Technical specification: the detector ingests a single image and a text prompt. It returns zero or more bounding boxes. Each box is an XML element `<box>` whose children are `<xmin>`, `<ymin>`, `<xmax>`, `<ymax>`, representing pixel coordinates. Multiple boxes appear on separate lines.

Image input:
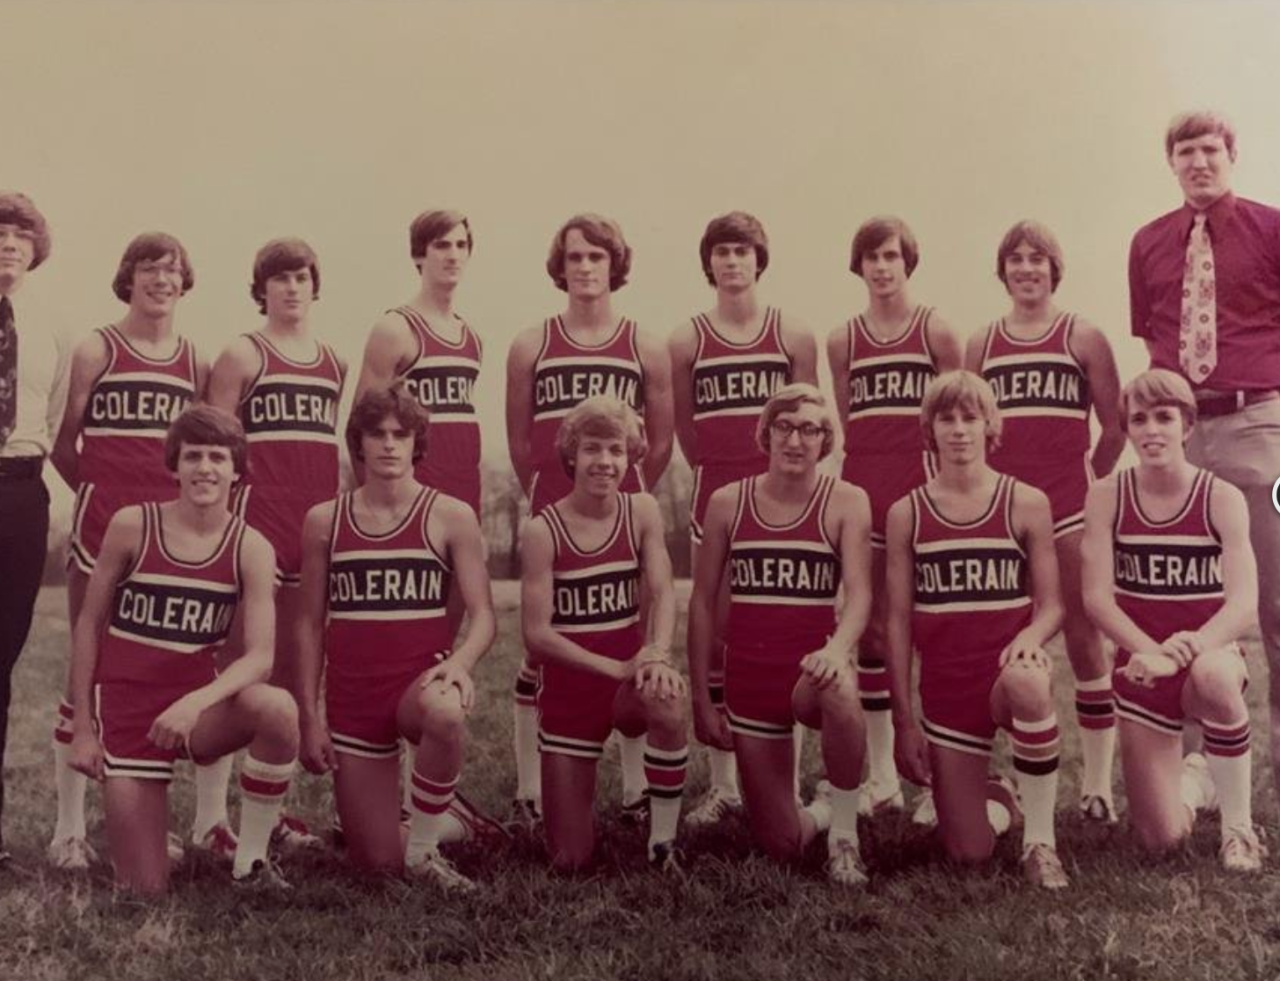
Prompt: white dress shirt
<box><xmin>0</xmin><ymin>296</ymin><xmax>70</xmax><ymax>459</ymax></box>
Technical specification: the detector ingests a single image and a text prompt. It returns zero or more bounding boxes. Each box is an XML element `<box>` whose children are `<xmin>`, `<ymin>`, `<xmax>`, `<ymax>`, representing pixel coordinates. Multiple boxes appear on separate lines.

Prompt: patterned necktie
<box><xmin>0</xmin><ymin>296</ymin><xmax>15</xmax><ymax>448</ymax></box>
<box><xmin>1179</xmin><ymin>213</ymin><xmax>1217</xmax><ymax>382</ymax></box>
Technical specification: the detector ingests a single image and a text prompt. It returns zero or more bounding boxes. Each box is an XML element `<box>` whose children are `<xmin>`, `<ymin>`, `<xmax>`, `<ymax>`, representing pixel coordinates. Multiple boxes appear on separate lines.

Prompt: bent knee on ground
<box><xmin>1134</xmin><ymin>815</ymin><xmax>1191</xmax><ymax>854</ymax></box>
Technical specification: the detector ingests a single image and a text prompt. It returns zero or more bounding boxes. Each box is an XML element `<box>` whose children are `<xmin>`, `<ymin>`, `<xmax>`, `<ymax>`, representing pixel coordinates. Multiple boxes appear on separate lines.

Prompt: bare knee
<box><xmin>1001</xmin><ymin>666</ymin><xmax>1053</xmax><ymax>718</ymax></box>
<box><xmin>241</xmin><ymin>684</ymin><xmax>299</xmax><ymax>746</ymax></box>
<box><xmin>817</xmin><ymin>678</ymin><xmax>861</xmax><ymax>726</ymax></box>
<box><xmin>1189</xmin><ymin>657</ymin><xmax>1246</xmax><ymax>718</ymax></box>
<box><xmin>642</xmin><ymin>689</ymin><xmax>689</xmax><ymax>737</ymax></box>
<box><xmin>418</xmin><ymin>685</ymin><xmax>465</xmax><ymax>744</ymax></box>
<box><xmin>942</xmin><ymin>832</ymin><xmax>996</xmax><ymax>865</ymax></box>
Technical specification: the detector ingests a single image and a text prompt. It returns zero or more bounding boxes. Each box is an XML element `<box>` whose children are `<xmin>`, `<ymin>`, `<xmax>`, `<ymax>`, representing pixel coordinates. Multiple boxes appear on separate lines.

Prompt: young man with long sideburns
<box><xmin>506</xmin><ymin>214</ymin><xmax>673</xmax><ymax>828</ymax></box>
<box><xmin>669</xmin><ymin>211</ymin><xmax>818</xmax><ymax>828</ymax></box>
<box><xmin>205</xmin><ymin>237</ymin><xmax>344</xmax><ymax>856</ymax></box>
<box><xmin>295</xmin><ymin>385</ymin><xmax>497</xmax><ymax>888</ymax></box>
<box><xmin>689</xmin><ymin>383</ymin><xmax>873</xmax><ymax>886</ymax></box>
<box><xmin>520</xmin><ymin>396</ymin><xmax>688</xmax><ymax>872</ymax></box>
<box><xmin>66</xmin><ymin>406</ymin><xmax>298</xmax><ymax>894</ymax></box>
<box><xmin>885</xmin><ymin>371</ymin><xmax>1069</xmax><ymax>889</ymax></box>
<box><xmin>1081</xmin><ymin>369</ymin><xmax>1264</xmax><ymax>871</ymax></box>
<box><xmin>828</xmin><ymin>216</ymin><xmax>961</xmax><ymax>821</ymax></box>
<box><xmin>967</xmin><ymin>221</ymin><xmax>1125</xmax><ymax>822</ymax></box>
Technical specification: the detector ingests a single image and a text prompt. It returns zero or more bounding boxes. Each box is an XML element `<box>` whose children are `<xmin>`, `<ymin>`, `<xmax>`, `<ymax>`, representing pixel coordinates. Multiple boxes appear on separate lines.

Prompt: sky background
<box><xmin>10</xmin><ymin>0</ymin><xmax>1280</xmax><ymax>517</ymax></box>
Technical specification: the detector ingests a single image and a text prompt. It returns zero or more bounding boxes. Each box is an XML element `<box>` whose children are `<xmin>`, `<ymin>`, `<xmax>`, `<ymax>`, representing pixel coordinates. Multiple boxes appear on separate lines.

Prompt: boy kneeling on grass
<box><xmin>67</xmin><ymin>405</ymin><xmax>298</xmax><ymax>894</ymax></box>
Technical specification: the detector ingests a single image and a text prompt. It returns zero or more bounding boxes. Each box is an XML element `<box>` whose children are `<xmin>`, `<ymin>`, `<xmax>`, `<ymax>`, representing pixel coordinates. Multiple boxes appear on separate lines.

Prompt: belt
<box><xmin>0</xmin><ymin>455</ymin><xmax>44</xmax><ymax>480</ymax></box>
<box><xmin>1194</xmin><ymin>389</ymin><xmax>1280</xmax><ymax>419</ymax></box>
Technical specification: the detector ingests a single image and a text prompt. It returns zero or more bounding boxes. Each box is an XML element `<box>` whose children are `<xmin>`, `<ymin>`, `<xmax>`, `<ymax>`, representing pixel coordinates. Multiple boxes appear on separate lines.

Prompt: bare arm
<box><xmin>884</xmin><ymin>495</ymin><xmax>930</xmax><ymax>785</ymax></box>
<box><xmin>1190</xmin><ymin>480</ymin><xmax>1258</xmax><ymax>651</ymax></box>
<box><xmin>294</xmin><ymin>501</ymin><xmax>337</xmax><ymax>773</ymax></box>
<box><xmin>961</xmin><ymin>331</ymin><xmax>986</xmax><ymax>374</ymax></box>
<box><xmin>667</xmin><ymin>321</ymin><xmax>700</xmax><ymax>467</ymax></box>
<box><xmin>204</xmin><ymin>335</ymin><xmax>260</xmax><ymax>415</ymax></box>
<box><xmin>67</xmin><ymin>505</ymin><xmax>144</xmax><ymax>778</ymax></box>
<box><xmin>781</xmin><ymin>315</ymin><xmax>818</xmax><ymax>386</ymax></box>
<box><xmin>50</xmin><ymin>331</ymin><xmax>109</xmax><ymax>489</ymax></box>
<box><xmin>1072</xmin><ymin>320</ymin><xmax>1125</xmax><ymax>479</ymax></box>
<box><xmin>1080</xmin><ymin>478</ymin><xmax>1161</xmax><ymax>655</ymax></box>
<box><xmin>637</xmin><ymin>328</ymin><xmax>674</xmax><ymax>487</ymax></box>
<box><xmin>432</xmin><ymin>497</ymin><xmax>496</xmax><ymax>673</ymax></box>
<box><xmin>192</xmin><ymin>352</ymin><xmax>211</xmax><ymax>401</ymax></box>
<box><xmin>294</xmin><ymin>501</ymin><xmax>335</xmax><ymax>727</ymax></box>
<box><xmin>824</xmin><ymin>483</ymin><xmax>873</xmax><ymax>658</ymax></box>
<box><xmin>924</xmin><ymin>313</ymin><xmax>963</xmax><ymax>373</ymax></box>
<box><xmin>634</xmin><ymin>493</ymin><xmax>676</xmax><ymax>654</ymax></box>
<box><xmin>826</xmin><ymin>324</ymin><xmax>851</xmax><ymax>444</ymax></box>
<box><xmin>686</xmin><ymin>485</ymin><xmax>735</xmax><ymax>750</ymax></box>
<box><xmin>519</xmin><ymin>516</ymin><xmax>631</xmax><ymax>681</ymax></box>
<box><xmin>1005</xmin><ymin>483</ymin><xmax>1065</xmax><ymax>657</ymax></box>
<box><xmin>505</xmin><ymin>326</ymin><xmax>541</xmax><ymax>495</ymax></box>
<box><xmin>351</xmin><ymin>315</ymin><xmax>416</xmax><ymax>484</ymax></box>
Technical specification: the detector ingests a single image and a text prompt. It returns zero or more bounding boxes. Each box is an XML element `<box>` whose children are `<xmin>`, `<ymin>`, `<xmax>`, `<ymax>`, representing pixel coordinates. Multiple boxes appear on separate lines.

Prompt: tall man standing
<box><xmin>1129</xmin><ymin>110</ymin><xmax>1280</xmax><ymax>797</ymax></box>
<box><xmin>0</xmin><ymin>192</ymin><xmax>63</xmax><ymax>863</ymax></box>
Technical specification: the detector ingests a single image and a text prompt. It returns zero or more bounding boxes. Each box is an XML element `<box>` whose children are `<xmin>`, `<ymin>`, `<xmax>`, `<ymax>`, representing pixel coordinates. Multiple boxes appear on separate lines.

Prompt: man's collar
<box><xmin>1181</xmin><ymin>191</ymin><xmax>1237</xmax><ymax>234</ymax></box>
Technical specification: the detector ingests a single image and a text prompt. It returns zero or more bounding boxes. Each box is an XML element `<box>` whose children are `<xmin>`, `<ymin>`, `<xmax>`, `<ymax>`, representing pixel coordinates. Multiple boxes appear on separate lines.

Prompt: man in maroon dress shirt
<box><xmin>1129</xmin><ymin>109</ymin><xmax>1280</xmax><ymax>799</ymax></box>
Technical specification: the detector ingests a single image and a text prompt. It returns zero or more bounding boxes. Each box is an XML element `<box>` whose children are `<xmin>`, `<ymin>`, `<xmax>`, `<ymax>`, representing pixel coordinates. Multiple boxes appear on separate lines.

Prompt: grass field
<box><xmin>4</xmin><ymin>585</ymin><xmax>1280</xmax><ymax>981</ymax></box>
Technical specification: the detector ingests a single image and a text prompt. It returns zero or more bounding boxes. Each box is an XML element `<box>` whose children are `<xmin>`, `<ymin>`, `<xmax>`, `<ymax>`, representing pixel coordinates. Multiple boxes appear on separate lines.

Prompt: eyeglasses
<box><xmin>135</xmin><ymin>260</ymin><xmax>185</xmax><ymax>280</ymax></box>
<box><xmin>769</xmin><ymin>420</ymin><xmax>828</xmax><ymax>442</ymax></box>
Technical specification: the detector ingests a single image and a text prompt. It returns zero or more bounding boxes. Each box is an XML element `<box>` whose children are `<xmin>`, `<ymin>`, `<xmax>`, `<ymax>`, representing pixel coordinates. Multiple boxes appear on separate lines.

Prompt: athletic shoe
<box><xmin>47</xmin><ymin>835</ymin><xmax>97</xmax><ymax>871</ymax></box>
<box><xmin>619</xmin><ymin>794</ymin><xmax>650</xmax><ymax>828</ymax></box>
<box><xmin>1078</xmin><ymin>794</ymin><xmax>1117</xmax><ymax>824</ymax></box>
<box><xmin>508</xmin><ymin>797</ymin><xmax>543</xmax><ymax>834</ymax></box>
<box><xmin>1220</xmin><ymin>826</ymin><xmax>1267</xmax><ymax>873</ymax></box>
<box><xmin>191</xmin><ymin>822</ymin><xmax>238</xmax><ymax>862</ymax></box>
<box><xmin>448</xmin><ymin>792</ymin><xmax>511</xmax><ymax>844</ymax></box>
<box><xmin>986</xmin><ymin>775</ymin><xmax>1023</xmax><ymax>835</ymax></box>
<box><xmin>1021</xmin><ymin>842</ymin><xmax>1070</xmax><ymax>890</ymax></box>
<box><xmin>271</xmin><ymin>814</ymin><xmax>323</xmax><ymax>853</ymax></box>
<box><xmin>232</xmin><ymin>857</ymin><xmax>292</xmax><ymax>892</ymax></box>
<box><xmin>826</xmin><ymin>836</ymin><xmax>869</xmax><ymax>888</ymax></box>
<box><xmin>911</xmin><ymin>789</ymin><xmax>938</xmax><ymax>827</ymax></box>
<box><xmin>649</xmin><ymin>840</ymin><xmax>686</xmax><ymax>876</ymax></box>
<box><xmin>684</xmin><ymin>786</ymin><xmax>743</xmax><ymax>828</ymax></box>
<box><xmin>855</xmin><ymin>781</ymin><xmax>904</xmax><ymax>818</ymax></box>
<box><xmin>1182</xmin><ymin>753</ymin><xmax>1219</xmax><ymax>813</ymax></box>
<box><xmin>407</xmin><ymin>849</ymin><xmax>475</xmax><ymax>892</ymax></box>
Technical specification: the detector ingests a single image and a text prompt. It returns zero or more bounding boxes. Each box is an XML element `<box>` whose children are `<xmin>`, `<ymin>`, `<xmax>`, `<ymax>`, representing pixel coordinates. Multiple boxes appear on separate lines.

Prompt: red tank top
<box><xmin>1113</xmin><ymin>467</ymin><xmax>1223</xmax><ymax>649</ymax></box>
<box><xmin>979</xmin><ymin>313</ymin><xmax>1091</xmax><ymax>462</ymax></box>
<box><xmin>326</xmin><ymin>486</ymin><xmax>453</xmax><ymax>665</ymax></box>
<box><xmin>538</xmin><ymin>493</ymin><xmax>642</xmax><ymax>661</ymax></box>
<box><xmin>530</xmin><ymin>316</ymin><xmax>645</xmax><ymax>476</ymax></box>
<box><xmin>726</xmin><ymin>474</ymin><xmax>840</xmax><ymax>652</ymax></box>
<box><xmin>239</xmin><ymin>333</ymin><xmax>342</xmax><ymax>494</ymax></box>
<box><xmin>97</xmin><ymin>501</ymin><xmax>244</xmax><ymax>686</ymax></box>
<box><xmin>392</xmin><ymin>306</ymin><xmax>483</xmax><ymax>484</ymax></box>
<box><xmin>843</xmin><ymin>305</ymin><xmax>938</xmax><ymax>458</ymax></box>
<box><xmin>910</xmin><ymin>474</ymin><xmax>1032</xmax><ymax>660</ymax></box>
<box><xmin>690</xmin><ymin>307</ymin><xmax>791</xmax><ymax>467</ymax></box>
<box><xmin>79</xmin><ymin>326</ymin><xmax>199</xmax><ymax>488</ymax></box>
